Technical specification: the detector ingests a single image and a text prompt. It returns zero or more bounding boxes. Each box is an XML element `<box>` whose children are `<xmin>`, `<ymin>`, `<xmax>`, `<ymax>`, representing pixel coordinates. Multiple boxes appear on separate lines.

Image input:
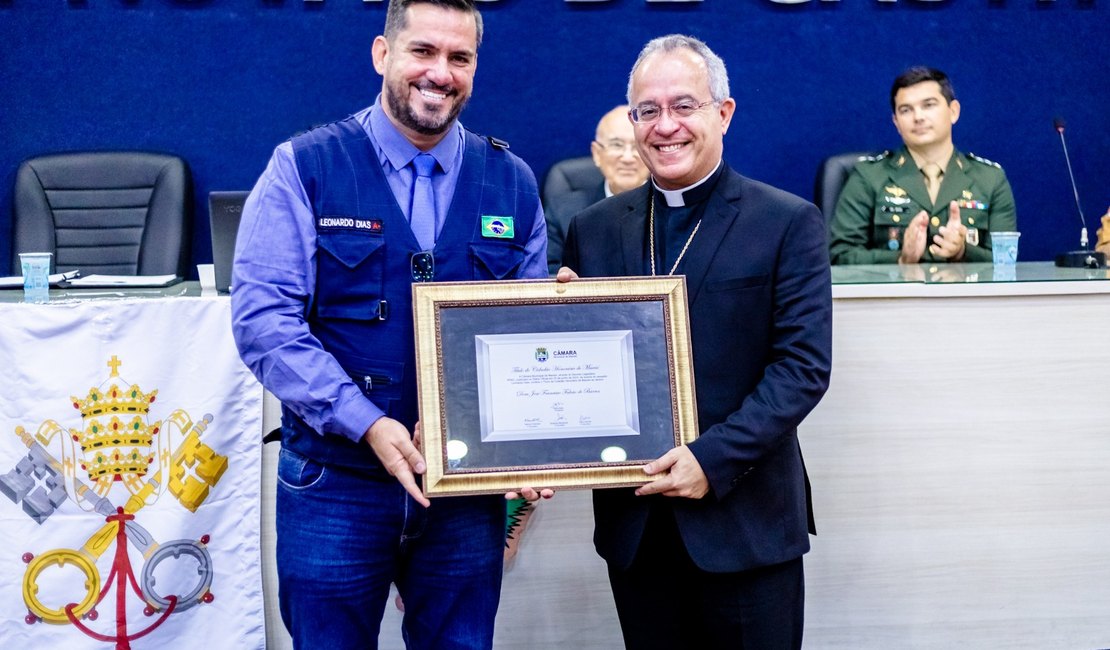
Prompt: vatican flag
<box><xmin>0</xmin><ymin>296</ymin><xmax>265</xmax><ymax>650</ymax></box>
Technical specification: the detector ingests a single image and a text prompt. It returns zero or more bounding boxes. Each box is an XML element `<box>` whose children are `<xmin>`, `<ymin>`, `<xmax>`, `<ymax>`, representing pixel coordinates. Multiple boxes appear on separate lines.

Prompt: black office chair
<box><xmin>813</xmin><ymin>151</ymin><xmax>877</xmax><ymax>223</ymax></box>
<box><xmin>542</xmin><ymin>156</ymin><xmax>604</xmax><ymax>209</ymax></box>
<box><xmin>11</xmin><ymin>151</ymin><xmax>193</xmax><ymax>276</ymax></box>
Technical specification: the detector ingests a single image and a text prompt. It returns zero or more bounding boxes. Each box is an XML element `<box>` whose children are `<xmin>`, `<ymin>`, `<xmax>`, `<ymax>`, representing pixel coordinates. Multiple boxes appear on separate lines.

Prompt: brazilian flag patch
<box><xmin>481</xmin><ymin>216</ymin><xmax>515</xmax><ymax>239</ymax></box>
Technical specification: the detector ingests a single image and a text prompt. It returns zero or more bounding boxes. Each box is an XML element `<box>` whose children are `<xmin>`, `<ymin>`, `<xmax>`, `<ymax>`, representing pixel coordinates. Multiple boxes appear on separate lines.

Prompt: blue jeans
<box><xmin>275</xmin><ymin>448</ymin><xmax>505</xmax><ymax>649</ymax></box>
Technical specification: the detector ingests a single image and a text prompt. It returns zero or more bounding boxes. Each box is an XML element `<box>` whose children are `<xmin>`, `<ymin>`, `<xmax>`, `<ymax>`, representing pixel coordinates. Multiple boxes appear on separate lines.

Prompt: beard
<box><xmin>384</xmin><ymin>79</ymin><xmax>469</xmax><ymax>137</ymax></box>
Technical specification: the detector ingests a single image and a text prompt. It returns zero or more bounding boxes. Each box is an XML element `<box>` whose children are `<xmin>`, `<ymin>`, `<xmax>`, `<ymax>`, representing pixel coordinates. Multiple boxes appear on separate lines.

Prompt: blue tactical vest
<box><xmin>284</xmin><ymin>116</ymin><xmax>541</xmax><ymax>475</ymax></box>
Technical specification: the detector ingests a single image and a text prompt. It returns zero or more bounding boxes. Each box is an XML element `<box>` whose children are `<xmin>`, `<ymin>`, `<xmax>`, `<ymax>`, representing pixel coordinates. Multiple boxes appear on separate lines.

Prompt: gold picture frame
<box><xmin>413</xmin><ymin>276</ymin><xmax>698</xmax><ymax>497</ymax></box>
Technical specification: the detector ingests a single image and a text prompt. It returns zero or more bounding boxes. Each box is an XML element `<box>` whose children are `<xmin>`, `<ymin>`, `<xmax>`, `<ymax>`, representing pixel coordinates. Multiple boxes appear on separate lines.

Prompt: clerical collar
<box><xmin>651</xmin><ymin>160</ymin><xmax>724</xmax><ymax>207</ymax></box>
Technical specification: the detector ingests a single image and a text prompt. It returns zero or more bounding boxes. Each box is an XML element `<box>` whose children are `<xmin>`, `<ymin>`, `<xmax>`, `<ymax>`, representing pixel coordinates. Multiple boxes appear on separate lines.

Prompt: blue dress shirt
<box><xmin>232</xmin><ymin>99</ymin><xmax>548</xmax><ymax>443</ymax></box>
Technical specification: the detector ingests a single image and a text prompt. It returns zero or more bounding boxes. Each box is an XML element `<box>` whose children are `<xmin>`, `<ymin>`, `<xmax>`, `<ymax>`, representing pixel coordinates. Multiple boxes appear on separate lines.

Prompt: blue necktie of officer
<box><xmin>410</xmin><ymin>153</ymin><xmax>437</xmax><ymax>251</ymax></box>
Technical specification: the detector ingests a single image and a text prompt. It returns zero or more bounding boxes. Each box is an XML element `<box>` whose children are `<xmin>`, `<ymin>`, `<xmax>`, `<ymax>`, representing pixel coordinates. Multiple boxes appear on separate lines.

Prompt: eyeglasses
<box><xmin>411</xmin><ymin>251</ymin><xmax>434</xmax><ymax>282</ymax></box>
<box><xmin>595</xmin><ymin>140</ymin><xmax>640</xmax><ymax>157</ymax></box>
<box><xmin>629</xmin><ymin>100</ymin><xmax>717</xmax><ymax>124</ymax></box>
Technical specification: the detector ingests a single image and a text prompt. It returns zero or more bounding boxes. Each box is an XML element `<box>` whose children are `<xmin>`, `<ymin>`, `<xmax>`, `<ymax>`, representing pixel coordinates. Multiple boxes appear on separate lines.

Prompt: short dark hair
<box><xmin>384</xmin><ymin>0</ymin><xmax>483</xmax><ymax>47</ymax></box>
<box><xmin>890</xmin><ymin>67</ymin><xmax>955</xmax><ymax>111</ymax></box>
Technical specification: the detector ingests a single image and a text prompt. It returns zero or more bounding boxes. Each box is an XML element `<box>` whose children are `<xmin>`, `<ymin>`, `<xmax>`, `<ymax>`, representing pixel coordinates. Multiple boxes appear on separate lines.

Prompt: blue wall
<box><xmin>2</xmin><ymin>0</ymin><xmax>1107</xmax><ymax>274</ymax></box>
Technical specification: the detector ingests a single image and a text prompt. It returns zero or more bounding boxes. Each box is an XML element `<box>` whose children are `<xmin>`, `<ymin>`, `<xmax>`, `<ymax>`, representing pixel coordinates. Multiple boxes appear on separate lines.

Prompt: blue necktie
<box><xmin>410</xmin><ymin>153</ymin><xmax>437</xmax><ymax>251</ymax></box>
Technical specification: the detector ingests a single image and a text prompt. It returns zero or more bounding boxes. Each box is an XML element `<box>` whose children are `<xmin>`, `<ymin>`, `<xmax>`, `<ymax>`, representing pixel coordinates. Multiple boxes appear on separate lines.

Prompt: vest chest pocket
<box><xmin>316</xmin><ymin>230</ymin><xmax>386</xmax><ymax>320</ymax></box>
<box><xmin>470</xmin><ymin>242</ymin><xmax>525</xmax><ymax>280</ymax></box>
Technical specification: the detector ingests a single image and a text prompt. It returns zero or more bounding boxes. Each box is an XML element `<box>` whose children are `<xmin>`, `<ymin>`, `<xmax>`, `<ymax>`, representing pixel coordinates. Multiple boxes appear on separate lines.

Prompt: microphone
<box><xmin>1053</xmin><ymin>117</ymin><xmax>1106</xmax><ymax>268</ymax></box>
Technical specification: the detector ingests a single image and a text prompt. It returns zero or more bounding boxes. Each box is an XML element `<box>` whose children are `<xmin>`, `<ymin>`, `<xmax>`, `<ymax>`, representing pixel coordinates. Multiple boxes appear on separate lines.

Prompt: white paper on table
<box><xmin>65</xmin><ymin>274</ymin><xmax>179</xmax><ymax>288</ymax></box>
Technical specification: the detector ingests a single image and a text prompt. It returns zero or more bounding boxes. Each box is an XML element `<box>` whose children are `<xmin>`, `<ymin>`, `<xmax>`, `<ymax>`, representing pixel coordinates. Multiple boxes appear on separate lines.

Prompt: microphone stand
<box><xmin>1054</xmin><ymin>121</ymin><xmax>1106</xmax><ymax>268</ymax></box>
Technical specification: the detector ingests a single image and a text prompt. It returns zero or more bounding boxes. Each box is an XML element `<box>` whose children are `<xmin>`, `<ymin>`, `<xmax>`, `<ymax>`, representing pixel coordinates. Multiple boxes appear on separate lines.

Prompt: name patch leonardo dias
<box><xmin>317</xmin><ymin>216</ymin><xmax>383</xmax><ymax>233</ymax></box>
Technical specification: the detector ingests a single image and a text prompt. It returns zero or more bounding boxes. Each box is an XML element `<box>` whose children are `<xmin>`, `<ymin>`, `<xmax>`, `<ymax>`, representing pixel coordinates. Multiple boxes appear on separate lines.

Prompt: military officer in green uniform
<box><xmin>830</xmin><ymin>67</ymin><xmax>1017</xmax><ymax>265</ymax></box>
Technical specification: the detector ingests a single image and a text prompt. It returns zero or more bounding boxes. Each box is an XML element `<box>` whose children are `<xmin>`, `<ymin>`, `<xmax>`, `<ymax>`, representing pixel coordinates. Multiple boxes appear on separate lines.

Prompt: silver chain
<box><xmin>648</xmin><ymin>195</ymin><xmax>703</xmax><ymax>276</ymax></box>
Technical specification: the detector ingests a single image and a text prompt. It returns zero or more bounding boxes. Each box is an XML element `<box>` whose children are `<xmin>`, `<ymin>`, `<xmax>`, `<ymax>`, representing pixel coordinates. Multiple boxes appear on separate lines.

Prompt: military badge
<box><xmin>967</xmin><ymin>228</ymin><xmax>980</xmax><ymax>246</ymax></box>
<box><xmin>887</xmin><ymin>227</ymin><xmax>901</xmax><ymax>250</ymax></box>
<box><xmin>883</xmin><ymin>186</ymin><xmax>911</xmax><ymax>206</ymax></box>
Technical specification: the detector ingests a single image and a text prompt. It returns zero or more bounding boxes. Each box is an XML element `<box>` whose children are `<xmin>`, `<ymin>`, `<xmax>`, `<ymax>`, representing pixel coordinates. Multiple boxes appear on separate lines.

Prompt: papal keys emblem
<box><xmin>0</xmin><ymin>356</ymin><xmax>228</xmax><ymax>649</ymax></box>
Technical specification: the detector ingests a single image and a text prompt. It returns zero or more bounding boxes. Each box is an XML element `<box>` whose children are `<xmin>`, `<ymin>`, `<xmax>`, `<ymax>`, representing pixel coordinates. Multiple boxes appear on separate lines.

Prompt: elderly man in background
<box><xmin>545</xmin><ymin>105</ymin><xmax>649</xmax><ymax>274</ymax></box>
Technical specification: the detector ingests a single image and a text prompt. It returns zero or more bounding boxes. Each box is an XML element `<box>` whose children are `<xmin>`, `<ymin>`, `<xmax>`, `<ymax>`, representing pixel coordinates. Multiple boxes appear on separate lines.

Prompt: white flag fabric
<box><xmin>0</xmin><ymin>296</ymin><xmax>265</xmax><ymax>650</ymax></box>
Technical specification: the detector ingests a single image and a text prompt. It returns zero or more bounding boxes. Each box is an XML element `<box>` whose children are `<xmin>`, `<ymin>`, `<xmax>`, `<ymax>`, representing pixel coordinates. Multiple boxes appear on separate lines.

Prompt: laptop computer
<box><xmin>208</xmin><ymin>191</ymin><xmax>250</xmax><ymax>294</ymax></box>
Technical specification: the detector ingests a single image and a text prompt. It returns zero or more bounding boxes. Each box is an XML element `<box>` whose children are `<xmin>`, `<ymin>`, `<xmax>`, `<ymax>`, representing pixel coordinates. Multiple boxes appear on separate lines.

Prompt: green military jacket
<box><xmin>829</xmin><ymin>147</ymin><xmax>1017</xmax><ymax>264</ymax></box>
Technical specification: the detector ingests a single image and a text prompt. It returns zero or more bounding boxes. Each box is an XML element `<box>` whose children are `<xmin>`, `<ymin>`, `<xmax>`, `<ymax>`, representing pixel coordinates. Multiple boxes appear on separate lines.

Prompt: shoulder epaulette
<box><xmin>486</xmin><ymin>135</ymin><xmax>510</xmax><ymax>151</ymax></box>
<box><xmin>967</xmin><ymin>152</ymin><xmax>1003</xmax><ymax>169</ymax></box>
<box><xmin>859</xmin><ymin>150</ymin><xmax>891</xmax><ymax>163</ymax></box>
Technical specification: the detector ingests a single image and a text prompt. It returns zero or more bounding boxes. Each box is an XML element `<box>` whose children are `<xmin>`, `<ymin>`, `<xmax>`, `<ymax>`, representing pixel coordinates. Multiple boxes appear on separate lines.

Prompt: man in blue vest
<box><xmin>231</xmin><ymin>1</ymin><xmax>547</xmax><ymax>648</ymax></box>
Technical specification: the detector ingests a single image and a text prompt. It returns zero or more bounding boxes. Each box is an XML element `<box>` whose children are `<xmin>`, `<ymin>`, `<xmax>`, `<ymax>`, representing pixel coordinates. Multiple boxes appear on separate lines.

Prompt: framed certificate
<box><xmin>413</xmin><ymin>276</ymin><xmax>698</xmax><ymax>496</ymax></box>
